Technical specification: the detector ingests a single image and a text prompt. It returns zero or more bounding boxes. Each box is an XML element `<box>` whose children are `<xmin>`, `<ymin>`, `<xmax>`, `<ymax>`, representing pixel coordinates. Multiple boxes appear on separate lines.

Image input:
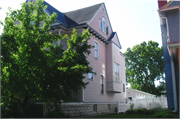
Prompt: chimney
<box><xmin>158</xmin><ymin>0</ymin><xmax>167</xmax><ymax>9</ymax></box>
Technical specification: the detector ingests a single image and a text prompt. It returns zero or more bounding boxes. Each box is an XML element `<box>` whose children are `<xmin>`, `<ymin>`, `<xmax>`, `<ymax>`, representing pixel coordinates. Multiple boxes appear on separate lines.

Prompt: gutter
<box><xmin>160</xmin><ymin>16</ymin><xmax>178</xmax><ymax>113</ymax></box>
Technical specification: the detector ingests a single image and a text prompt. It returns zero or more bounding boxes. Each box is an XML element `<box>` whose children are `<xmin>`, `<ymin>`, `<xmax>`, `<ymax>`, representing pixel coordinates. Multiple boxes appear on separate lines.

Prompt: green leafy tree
<box><xmin>124</xmin><ymin>41</ymin><xmax>165</xmax><ymax>96</ymax></box>
<box><xmin>1</xmin><ymin>0</ymin><xmax>93</xmax><ymax>117</ymax></box>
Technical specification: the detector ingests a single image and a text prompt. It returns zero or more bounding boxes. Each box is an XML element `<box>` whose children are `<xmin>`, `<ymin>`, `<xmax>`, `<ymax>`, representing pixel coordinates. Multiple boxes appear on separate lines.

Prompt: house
<box><xmin>37</xmin><ymin>0</ymin><xmax>127</xmax><ymax>103</ymax></box>
<box><xmin>126</xmin><ymin>88</ymin><xmax>156</xmax><ymax>100</ymax></box>
<box><xmin>24</xmin><ymin>0</ymin><xmax>127</xmax><ymax>117</ymax></box>
<box><xmin>157</xmin><ymin>0</ymin><xmax>179</xmax><ymax>112</ymax></box>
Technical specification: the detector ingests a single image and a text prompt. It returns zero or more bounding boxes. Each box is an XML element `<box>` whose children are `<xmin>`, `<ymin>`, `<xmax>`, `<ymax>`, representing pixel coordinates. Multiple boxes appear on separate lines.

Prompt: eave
<box><xmin>167</xmin><ymin>42</ymin><xmax>180</xmax><ymax>49</ymax></box>
<box><xmin>87</xmin><ymin>24</ymin><xmax>108</xmax><ymax>44</ymax></box>
<box><xmin>160</xmin><ymin>5</ymin><xmax>179</xmax><ymax>14</ymax></box>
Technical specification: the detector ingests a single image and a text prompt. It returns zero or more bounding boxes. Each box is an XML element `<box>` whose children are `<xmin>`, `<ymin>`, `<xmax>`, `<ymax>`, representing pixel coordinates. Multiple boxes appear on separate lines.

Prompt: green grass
<box><xmin>86</xmin><ymin>109</ymin><xmax>179</xmax><ymax>118</ymax></box>
<box><xmin>86</xmin><ymin>113</ymin><xmax>153</xmax><ymax>118</ymax></box>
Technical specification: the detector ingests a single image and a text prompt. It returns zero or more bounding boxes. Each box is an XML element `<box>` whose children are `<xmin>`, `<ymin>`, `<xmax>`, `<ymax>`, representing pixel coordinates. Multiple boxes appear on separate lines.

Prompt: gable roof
<box><xmin>43</xmin><ymin>1</ymin><xmax>67</xmax><ymax>26</ymax></box>
<box><xmin>64</xmin><ymin>3</ymin><xmax>103</xmax><ymax>27</ymax></box>
<box><xmin>44</xmin><ymin>0</ymin><xmax>102</xmax><ymax>28</ymax></box>
<box><xmin>159</xmin><ymin>0</ymin><xmax>179</xmax><ymax>13</ymax></box>
<box><xmin>126</xmin><ymin>88</ymin><xmax>156</xmax><ymax>96</ymax></box>
<box><xmin>108</xmin><ymin>32</ymin><xmax>122</xmax><ymax>49</ymax></box>
<box><xmin>26</xmin><ymin>0</ymin><xmax>103</xmax><ymax>28</ymax></box>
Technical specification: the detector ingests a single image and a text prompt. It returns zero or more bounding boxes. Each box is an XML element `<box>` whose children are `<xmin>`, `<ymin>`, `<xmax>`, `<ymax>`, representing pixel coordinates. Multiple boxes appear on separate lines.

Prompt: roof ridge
<box><xmin>43</xmin><ymin>0</ymin><xmax>67</xmax><ymax>26</ymax></box>
<box><xmin>63</xmin><ymin>3</ymin><xmax>103</xmax><ymax>14</ymax></box>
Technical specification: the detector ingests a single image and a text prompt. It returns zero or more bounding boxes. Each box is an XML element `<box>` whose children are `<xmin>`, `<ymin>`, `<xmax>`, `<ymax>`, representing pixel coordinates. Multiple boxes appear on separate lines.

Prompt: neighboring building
<box><xmin>157</xmin><ymin>0</ymin><xmax>179</xmax><ymax>112</ymax></box>
<box><xmin>126</xmin><ymin>88</ymin><xmax>156</xmax><ymax>100</ymax></box>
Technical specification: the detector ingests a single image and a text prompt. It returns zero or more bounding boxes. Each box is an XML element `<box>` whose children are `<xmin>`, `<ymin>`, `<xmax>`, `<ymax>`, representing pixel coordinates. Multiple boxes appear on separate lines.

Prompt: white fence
<box><xmin>117</xmin><ymin>101</ymin><xmax>130</xmax><ymax>114</ymax></box>
<box><xmin>129</xmin><ymin>96</ymin><xmax>167</xmax><ymax>110</ymax></box>
<box><xmin>117</xmin><ymin>95</ymin><xmax>167</xmax><ymax>114</ymax></box>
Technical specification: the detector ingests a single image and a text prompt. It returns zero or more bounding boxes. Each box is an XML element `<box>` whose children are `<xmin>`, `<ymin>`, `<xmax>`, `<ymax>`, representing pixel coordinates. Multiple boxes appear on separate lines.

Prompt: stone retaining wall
<box><xmin>58</xmin><ymin>103</ymin><xmax>117</xmax><ymax>117</ymax></box>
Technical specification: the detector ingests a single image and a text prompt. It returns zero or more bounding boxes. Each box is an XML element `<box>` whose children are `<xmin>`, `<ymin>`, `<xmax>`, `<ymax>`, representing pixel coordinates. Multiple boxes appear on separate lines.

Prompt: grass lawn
<box><xmin>86</xmin><ymin>113</ymin><xmax>153</xmax><ymax>118</ymax></box>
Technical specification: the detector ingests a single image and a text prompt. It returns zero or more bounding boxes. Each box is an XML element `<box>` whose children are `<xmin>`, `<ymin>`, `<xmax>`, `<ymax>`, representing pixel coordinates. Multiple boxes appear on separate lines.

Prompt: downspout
<box><xmin>160</xmin><ymin>16</ymin><xmax>178</xmax><ymax>113</ymax></box>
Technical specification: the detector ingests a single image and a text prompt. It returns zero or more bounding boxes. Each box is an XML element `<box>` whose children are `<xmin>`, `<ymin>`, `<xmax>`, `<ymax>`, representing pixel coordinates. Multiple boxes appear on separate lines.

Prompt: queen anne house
<box><xmin>38</xmin><ymin>0</ymin><xmax>127</xmax><ymax>103</ymax></box>
<box><xmin>23</xmin><ymin>0</ymin><xmax>127</xmax><ymax>117</ymax></box>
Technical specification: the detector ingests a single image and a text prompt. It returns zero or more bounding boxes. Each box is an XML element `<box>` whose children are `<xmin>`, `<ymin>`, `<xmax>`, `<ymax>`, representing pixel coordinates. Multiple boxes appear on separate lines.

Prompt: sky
<box><xmin>0</xmin><ymin>0</ymin><xmax>163</xmax><ymax>86</ymax></box>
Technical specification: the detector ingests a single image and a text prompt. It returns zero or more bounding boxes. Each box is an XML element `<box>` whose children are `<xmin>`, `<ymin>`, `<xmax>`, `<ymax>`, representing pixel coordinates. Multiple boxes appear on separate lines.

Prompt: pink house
<box><xmin>41</xmin><ymin>1</ymin><xmax>127</xmax><ymax>103</ymax></box>
<box><xmin>23</xmin><ymin>0</ymin><xmax>127</xmax><ymax>104</ymax></box>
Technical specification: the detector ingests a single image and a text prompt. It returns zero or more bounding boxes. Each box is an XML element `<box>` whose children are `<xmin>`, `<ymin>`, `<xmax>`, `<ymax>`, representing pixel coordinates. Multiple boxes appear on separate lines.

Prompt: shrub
<box><xmin>125</xmin><ymin>110</ymin><xmax>135</xmax><ymax>114</ymax></box>
<box><xmin>152</xmin><ymin>109</ymin><xmax>179</xmax><ymax>118</ymax></box>
<box><xmin>46</xmin><ymin>111</ymin><xmax>69</xmax><ymax>118</ymax></box>
<box><xmin>146</xmin><ymin>109</ymin><xmax>156</xmax><ymax>115</ymax></box>
<box><xmin>134</xmin><ymin>108</ymin><xmax>147</xmax><ymax>114</ymax></box>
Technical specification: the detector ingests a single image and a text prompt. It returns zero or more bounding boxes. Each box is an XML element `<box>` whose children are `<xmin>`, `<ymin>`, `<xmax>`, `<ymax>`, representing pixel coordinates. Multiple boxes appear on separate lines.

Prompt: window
<box><xmin>123</xmin><ymin>84</ymin><xmax>125</xmax><ymax>92</ymax></box>
<box><xmin>128</xmin><ymin>97</ymin><xmax>132</xmax><ymax>101</ymax></box>
<box><xmin>100</xmin><ymin>17</ymin><xmax>108</xmax><ymax>35</ymax></box>
<box><xmin>115</xmin><ymin>63</ymin><xmax>119</xmax><ymax>82</ymax></box>
<box><xmin>93</xmin><ymin>104</ymin><xmax>97</xmax><ymax>112</ymax></box>
<box><xmin>88</xmin><ymin>73</ymin><xmax>93</xmax><ymax>79</ymax></box>
<box><xmin>100</xmin><ymin>75</ymin><xmax>104</xmax><ymax>94</ymax></box>
<box><xmin>51</xmin><ymin>41</ymin><xmax>59</xmax><ymax>48</ymax></box>
<box><xmin>108</xmin><ymin>104</ymin><xmax>111</xmax><ymax>111</ymax></box>
<box><xmin>95</xmin><ymin>42</ymin><xmax>98</xmax><ymax>58</ymax></box>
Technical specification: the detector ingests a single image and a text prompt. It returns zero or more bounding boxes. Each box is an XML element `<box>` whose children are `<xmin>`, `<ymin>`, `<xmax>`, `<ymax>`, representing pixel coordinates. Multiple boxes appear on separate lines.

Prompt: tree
<box><xmin>1</xmin><ymin>0</ymin><xmax>93</xmax><ymax>117</ymax></box>
<box><xmin>124</xmin><ymin>41</ymin><xmax>165</xmax><ymax>96</ymax></box>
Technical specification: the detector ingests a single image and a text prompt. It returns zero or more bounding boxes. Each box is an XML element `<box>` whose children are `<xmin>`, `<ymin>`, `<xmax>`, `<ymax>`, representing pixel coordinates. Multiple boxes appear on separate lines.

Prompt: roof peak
<box><xmin>64</xmin><ymin>3</ymin><xmax>103</xmax><ymax>14</ymax></box>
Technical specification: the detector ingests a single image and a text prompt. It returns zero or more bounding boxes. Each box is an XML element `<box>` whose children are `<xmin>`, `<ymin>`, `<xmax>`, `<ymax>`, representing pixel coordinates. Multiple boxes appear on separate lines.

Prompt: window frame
<box><xmin>88</xmin><ymin>72</ymin><xmax>93</xmax><ymax>79</ymax></box>
<box><xmin>94</xmin><ymin>41</ymin><xmax>98</xmax><ymax>59</ymax></box>
<box><xmin>115</xmin><ymin>63</ymin><xmax>120</xmax><ymax>83</ymax></box>
<box><xmin>100</xmin><ymin>75</ymin><xmax>104</xmax><ymax>94</ymax></box>
<box><xmin>123</xmin><ymin>84</ymin><xmax>125</xmax><ymax>92</ymax></box>
<box><xmin>100</xmin><ymin>17</ymin><xmax>108</xmax><ymax>35</ymax></box>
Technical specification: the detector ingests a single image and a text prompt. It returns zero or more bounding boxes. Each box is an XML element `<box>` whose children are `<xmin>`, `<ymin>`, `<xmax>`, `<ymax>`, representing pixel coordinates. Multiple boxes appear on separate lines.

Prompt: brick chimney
<box><xmin>158</xmin><ymin>0</ymin><xmax>167</xmax><ymax>9</ymax></box>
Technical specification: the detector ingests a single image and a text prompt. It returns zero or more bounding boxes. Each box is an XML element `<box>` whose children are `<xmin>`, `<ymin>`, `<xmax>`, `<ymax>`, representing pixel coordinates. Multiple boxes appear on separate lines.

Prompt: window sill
<box><xmin>94</xmin><ymin>57</ymin><xmax>99</xmax><ymax>60</ymax></box>
<box><xmin>99</xmin><ymin>29</ymin><xmax>108</xmax><ymax>36</ymax></box>
<box><xmin>87</xmin><ymin>78</ymin><xmax>93</xmax><ymax>81</ymax></box>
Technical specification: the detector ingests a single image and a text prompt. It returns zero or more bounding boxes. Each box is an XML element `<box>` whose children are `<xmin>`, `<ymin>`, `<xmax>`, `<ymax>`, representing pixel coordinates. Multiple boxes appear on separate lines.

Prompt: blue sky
<box><xmin>0</xmin><ymin>0</ymin><xmax>163</xmax><ymax>86</ymax></box>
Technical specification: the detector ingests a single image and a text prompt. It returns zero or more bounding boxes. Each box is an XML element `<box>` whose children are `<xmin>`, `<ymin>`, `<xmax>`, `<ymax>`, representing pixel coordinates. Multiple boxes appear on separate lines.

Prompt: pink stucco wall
<box><xmin>83</xmin><ymin>35</ymin><xmax>126</xmax><ymax>103</ymax></box>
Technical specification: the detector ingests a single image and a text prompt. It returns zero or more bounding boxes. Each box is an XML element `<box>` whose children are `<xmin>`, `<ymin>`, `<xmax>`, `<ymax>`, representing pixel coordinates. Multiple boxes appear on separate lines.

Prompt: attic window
<box><xmin>100</xmin><ymin>17</ymin><xmax>108</xmax><ymax>35</ymax></box>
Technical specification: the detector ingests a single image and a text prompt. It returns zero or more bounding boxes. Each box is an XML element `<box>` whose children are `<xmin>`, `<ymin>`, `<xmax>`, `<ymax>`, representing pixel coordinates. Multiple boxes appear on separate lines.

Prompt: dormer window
<box><xmin>100</xmin><ymin>17</ymin><xmax>108</xmax><ymax>35</ymax></box>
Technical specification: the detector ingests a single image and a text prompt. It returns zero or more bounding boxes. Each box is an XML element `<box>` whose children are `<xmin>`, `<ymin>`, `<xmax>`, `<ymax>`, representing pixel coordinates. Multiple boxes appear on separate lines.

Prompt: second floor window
<box><xmin>115</xmin><ymin>63</ymin><xmax>119</xmax><ymax>83</ymax></box>
<box><xmin>95</xmin><ymin>42</ymin><xmax>98</xmax><ymax>58</ymax></box>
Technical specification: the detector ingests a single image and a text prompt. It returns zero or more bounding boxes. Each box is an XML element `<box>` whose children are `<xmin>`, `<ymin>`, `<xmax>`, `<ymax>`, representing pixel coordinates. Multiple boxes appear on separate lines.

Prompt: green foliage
<box><xmin>152</xmin><ymin>109</ymin><xmax>178</xmax><ymax>118</ymax></box>
<box><xmin>125</xmin><ymin>108</ymin><xmax>147</xmax><ymax>114</ymax></box>
<box><xmin>124</xmin><ymin>41</ymin><xmax>165</xmax><ymax>96</ymax></box>
<box><xmin>125</xmin><ymin>107</ymin><xmax>178</xmax><ymax>118</ymax></box>
<box><xmin>1</xmin><ymin>0</ymin><xmax>93</xmax><ymax>117</ymax></box>
<box><xmin>46</xmin><ymin>107</ymin><xmax>70</xmax><ymax>118</ymax></box>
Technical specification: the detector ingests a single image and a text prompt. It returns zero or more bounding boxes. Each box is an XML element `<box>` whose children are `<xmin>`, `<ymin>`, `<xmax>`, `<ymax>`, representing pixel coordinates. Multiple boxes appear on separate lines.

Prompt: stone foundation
<box><xmin>58</xmin><ymin>103</ymin><xmax>117</xmax><ymax>117</ymax></box>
